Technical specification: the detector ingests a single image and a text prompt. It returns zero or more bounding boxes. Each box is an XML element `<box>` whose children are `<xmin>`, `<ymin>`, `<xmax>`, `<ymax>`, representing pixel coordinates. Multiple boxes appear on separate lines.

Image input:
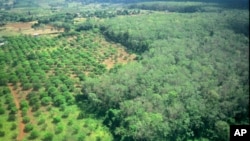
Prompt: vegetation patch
<box><xmin>0</xmin><ymin>0</ymin><xmax>248</xmax><ymax>141</ymax></box>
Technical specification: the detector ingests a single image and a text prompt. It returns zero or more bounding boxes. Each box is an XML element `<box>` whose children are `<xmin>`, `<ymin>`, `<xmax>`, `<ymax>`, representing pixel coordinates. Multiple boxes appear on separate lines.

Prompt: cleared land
<box><xmin>0</xmin><ymin>22</ymin><xmax>63</xmax><ymax>36</ymax></box>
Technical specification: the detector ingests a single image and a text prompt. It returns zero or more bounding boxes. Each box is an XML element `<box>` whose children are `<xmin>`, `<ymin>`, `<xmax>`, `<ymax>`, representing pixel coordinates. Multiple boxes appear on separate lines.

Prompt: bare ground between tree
<box><xmin>8</xmin><ymin>84</ymin><xmax>26</xmax><ymax>141</ymax></box>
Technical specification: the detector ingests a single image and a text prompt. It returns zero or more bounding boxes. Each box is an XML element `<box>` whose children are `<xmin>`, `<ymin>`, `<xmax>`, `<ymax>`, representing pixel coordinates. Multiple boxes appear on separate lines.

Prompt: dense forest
<box><xmin>0</xmin><ymin>0</ymin><xmax>249</xmax><ymax>141</ymax></box>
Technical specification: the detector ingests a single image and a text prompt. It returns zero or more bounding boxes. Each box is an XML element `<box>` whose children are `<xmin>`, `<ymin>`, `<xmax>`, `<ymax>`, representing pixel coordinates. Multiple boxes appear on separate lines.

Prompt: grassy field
<box><xmin>0</xmin><ymin>22</ymin><xmax>64</xmax><ymax>36</ymax></box>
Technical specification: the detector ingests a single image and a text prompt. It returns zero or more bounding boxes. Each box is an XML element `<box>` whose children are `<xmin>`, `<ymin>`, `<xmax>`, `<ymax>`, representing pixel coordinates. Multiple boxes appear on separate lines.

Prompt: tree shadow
<box><xmin>128</xmin><ymin>0</ymin><xmax>249</xmax><ymax>12</ymax></box>
<box><xmin>173</xmin><ymin>0</ymin><xmax>249</xmax><ymax>10</ymax></box>
<box><xmin>227</xmin><ymin>19</ymin><xmax>249</xmax><ymax>37</ymax></box>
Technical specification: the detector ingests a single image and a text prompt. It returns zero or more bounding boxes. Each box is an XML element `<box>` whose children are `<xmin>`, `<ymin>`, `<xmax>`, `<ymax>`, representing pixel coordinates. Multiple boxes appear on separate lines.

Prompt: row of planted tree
<box><xmin>0</xmin><ymin>31</ymin><xmax>121</xmax><ymax>140</ymax></box>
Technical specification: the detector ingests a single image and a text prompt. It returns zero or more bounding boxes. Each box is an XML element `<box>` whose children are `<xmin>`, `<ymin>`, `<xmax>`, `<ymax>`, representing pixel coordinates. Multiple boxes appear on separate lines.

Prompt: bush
<box><xmin>22</xmin><ymin>83</ymin><xmax>32</xmax><ymax>90</ymax></box>
<box><xmin>42</xmin><ymin>132</ymin><xmax>53</xmax><ymax>141</ymax></box>
<box><xmin>5</xmin><ymin>96</ymin><xmax>13</xmax><ymax>104</ymax></box>
<box><xmin>0</xmin><ymin>131</ymin><xmax>5</xmax><ymax>137</ymax></box>
<box><xmin>77</xmin><ymin>133</ymin><xmax>86</xmax><ymax>141</ymax></box>
<box><xmin>96</xmin><ymin>136</ymin><xmax>102</xmax><ymax>141</ymax></box>
<box><xmin>7</xmin><ymin>103</ymin><xmax>16</xmax><ymax>111</ymax></box>
<box><xmin>32</xmin><ymin>103</ymin><xmax>40</xmax><ymax>112</ymax></box>
<box><xmin>12</xmin><ymin>133</ymin><xmax>17</xmax><ymax>139</ymax></box>
<box><xmin>61</xmin><ymin>111</ymin><xmax>69</xmax><ymax>118</ymax></box>
<box><xmin>52</xmin><ymin>116</ymin><xmax>61</xmax><ymax>124</ymax></box>
<box><xmin>24</xmin><ymin>124</ymin><xmax>33</xmax><ymax>132</ymax></box>
<box><xmin>33</xmin><ymin>83</ymin><xmax>42</xmax><ymax>91</ymax></box>
<box><xmin>20</xmin><ymin>100</ymin><xmax>29</xmax><ymax>110</ymax></box>
<box><xmin>21</xmin><ymin>107</ymin><xmax>28</xmax><ymax>116</ymax></box>
<box><xmin>77</xmin><ymin>111</ymin><xmax>85</xmax><ymax>119</ymax></box>
<box><xmin>41</xmin><ymin>97</ymin><xmax>52</xmax><ymax>106</ymax></box>
<box><xmin>67</xmin><ymin>120</ymin><xmax>73</xmax><ymax>126</ymax></box>
<box><xmin>38</xmin><ymin>118</ymin><xmax>45</xmax><ymax>125</ymax></box>
<box><xmin>8</xmin><ymin>114</ymin><xmax>16</xmax><ymax>121</ymax></box>
<box><xmin>55</xmin><ymin>125</ymin><xmax>63</xmax><ymax>134</ymax></box>
<box><xmin>0</xmin><ymin>107</ymin><xmax>5</xmax><ymax>114</ymax></box>
<box><xmin>29</xmin><ymin>130</ymin><xmax>39</xmax><ymax>139</ymax></box>
<box><xmin>73</xmin><ymin>126</ymin><xmax>79</xmax><ymax>134</ymax></box>
<box><xmin>23</xmin><ymin>116</ymin><xmax>30</xmax><ymax>123</ymax></box>
<box><xmin>10</xmin><ymin>123</ymin><xmax>17</xmax><ymax>130</ymax></box>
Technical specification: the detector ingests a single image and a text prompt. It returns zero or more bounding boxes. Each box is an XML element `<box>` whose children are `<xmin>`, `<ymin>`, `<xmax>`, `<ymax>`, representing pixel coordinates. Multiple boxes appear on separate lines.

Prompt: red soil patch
<box><xmin>102</xmin><ymin>48</ymin><xmax>136</xmax><ymax>69</ymax></box>
<box><xmin>7</xmin><ymin>83</ymin><xmax>33</xmax><ymax>141</ymax></box>
<box><xmin>8</xmin><ymin>84</ymin><xmax>26</xmax><ymax>141</ymax></box>
<box><xmin>27</xmin><ymin>108</ymin><xmax>35</xmax><ymax>124</ymax></box>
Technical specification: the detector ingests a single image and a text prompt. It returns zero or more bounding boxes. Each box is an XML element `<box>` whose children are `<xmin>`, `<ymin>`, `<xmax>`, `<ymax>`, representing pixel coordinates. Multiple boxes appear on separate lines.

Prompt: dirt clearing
<box><xmin>8</xmin><ymin>84</ymin><xmax>26</xmax><ymax>141</ymax></box>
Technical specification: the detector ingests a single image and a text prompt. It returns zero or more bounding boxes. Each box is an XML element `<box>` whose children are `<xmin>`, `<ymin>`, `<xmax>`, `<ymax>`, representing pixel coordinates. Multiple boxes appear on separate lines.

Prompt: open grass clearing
<box><xmin>0</xmin><ymin>21</ymin><xmax>64</xmax><ymax>36</ymax></box>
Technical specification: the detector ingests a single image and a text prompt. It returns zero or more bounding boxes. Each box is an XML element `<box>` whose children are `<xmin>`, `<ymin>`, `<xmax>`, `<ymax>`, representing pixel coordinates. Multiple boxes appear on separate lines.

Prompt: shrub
<box><xmin>73</xmin><ymin>126</ymin><xmax>79</xmax><ymax>134</ymax></box>
<box><xmin>96</xmin><ymin>136</ymin><xmax>102</xmax><ymax>141</ymax></box>
<box><xmin>77</xmin><ymin>133</ymin><xmax>86</xmax><ymax>141</ymax></box>
<box><xmin>0</xmin><ymin>131</ymin><xmax>5</xmax><ymax>137</ymax></box>
<box><xmin>32</xmin><ymin>103</ymin><xmax>40</xmax><ymax>112</ymax></box>
<box><xmin>24</xmin><ymin>124</ymin><xmax>33</xmax><ymax>132</ymax></box>
<box><xmin>33</xmin><ymin>83</ymin><xmax>42</xmax><ymax>91</ymax></box>
<box><xmin>20</xmin><ymin>100</ymin><xmax>29</xmax><ymax>110</ymax></box>
<box><xmin>42</xmin><ymin>132</ymin><xmax>53</xmax><ymax>141</ymax></box>
<box><xmin>38</xmin><ymin>118</ymin><xmax>45</xmax><ymax>125</ymax></box>
<box><xmin>29</xmin><ymin>130</ymin><xmax>39</xmax><ymax>139</ymax></box>
<box><xmin>0</xmin><ymin>107</ymin><xmax>5</xmax><ymax>114</ymax></box>
<box><xmin>67</xmin><ymin>120</ymin><xmax>73</xmax><ymax>126</ymax></box>
<box><xmin>22</xmin><ymin>83</ymin><xmax>32</xmax><ymax>90</ymax></box>
<box><xmin>41</xmin><ymin>97</ymin><xmax>52</xmax><ymax>106</ymax></box>
<box><xmin>8</xmin><ymin>114</ymin><xmax>16</xmax><ymax>121</ymax></box>
<box><xmin>61</xmin><ymin>111</ymin><xmax>69</xmax><ymax>118</ymax></box>
<box><xmin>52</xmin><ymin>116</ymin><xmax>61</xmax><ymax>124</ymax></box>
<box><xmin>12</xmin><ymin>133</ymin><xmax>17</xmax><ymax>139</ymax></box>
<box><xmin>21</xmin><ymin>107</ymin><xmax>28</xmax><ymax>116</ymax></box>
<box><xmin>10</xmin><ymin>123</ymin><xmax>17</xmax><ymax>130</ymax></box>
<box><xmin>55</xmin><ymin>125</ymin><xmax>63</xmax><ymax>134</ymax></box>
<box><xmin>77</xmin><ymin>111</ymin><xmax>85</xmax><ymax>119</ymax></box>
<box><xmin>23</xmin><ymin>116</ymin><xmax>30</xmax><ymax>123</ymax></box>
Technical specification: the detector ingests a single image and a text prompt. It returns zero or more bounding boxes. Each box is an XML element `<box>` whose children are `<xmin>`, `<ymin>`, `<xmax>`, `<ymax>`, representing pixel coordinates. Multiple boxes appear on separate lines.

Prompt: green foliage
<box><xmin>77</xmin><ymin>111</ymin><xmax>85</xmax><ymax>119</ymax></box>
<box><xmin>80</xmin><ymin>4</ymin><xmax>249</xmax><ymax>141</ymax></box>
<box><xmin>23</xmin><ymin>116</ymin><xmax>30</xmax><ymax>124</ymax></box>
<box><xmin>0</xmin><ymin>72</ymin><xmax>8</xmax><ymax>86</ymax></box>
<box><xmin>29</xmin><ymin>130</ymin><xmax>40</xmax><ymax>139</ymax></box>
<box><xmin>24</xmin><ymin>123</ymin><xmax>34</xmax><ymax>132</ymax></box>
<box><xmin>55</xmin><ymin>124</ymin><xmax>64</xmax><ymax>134</ymax></box>
<box><xmin>42</xmin><ymin>132</ymin><xmax>53</xmax><ymax>141</ymax></box>
<box><xmin>0</xmin><ymin>131</ymin><xmax>5</xmax><ymax>137</ymax></box>
<box><xmin>10</xmin><ymin>107</ymin><xmax>18</xmax><ymax>115</ymax></box>
<box><xmin>53</xmin><ymin>95</ymin><xmax>66</xmax><ymax>107</ymax></box>
<box><xmin>77</xmin><ymin>133</ymin><xmax>86</xmax><ymax>141</ymax></box>
<box><xmin>22</xmin><ymin>83</ymin><xmax>32</xmax><ymax>90</ymax></box>
<box><xmin>20</xmin><ymin>100</ymin><xmax>29</xmax><ymax>110</ymax></box>
<box><xmin>61</xmin><ymin>111</ymin><xmax>69</xmax><ymax>118</ymax></box>
<box><xmin>0</xmin><ymin>1</ymin><xmax>248</xmax><ymax>141</ymax></box>
<box><xmin>8</xmin><ymin>114</ymin><xmax>16</xmax><ymax>121</ymax></box>
<box><xmin>10</xmin><ymin>123</ymin><xmax>17</xmax><ymax>130</ymax></box>
<box><xmin>96</xmin><ymin>136</ymin><xmax>101</xmax><ymax>141</ymax></box>
<box><xmin>0</xmin><ymin>107</ymin><xmax>5</xmax><ymax>115</ymax></box>
<box><xmin>38</xmin><ymin>118</ymin><xmax>46</xmax><ymax>125</ymax></box>
<box><xmin>53</xmin><ymin>116</ymin><xmax>61</xmax><ymax>124</ymax></box>
<box><xmin>214</xmin><ymin>121</ymin><xmax>229</xmax><ymax>141</ymax></box>
<box><xmin>41</xmin><ymin>97</ymin><xmax>52</xmax><ymax>106</ymax></box>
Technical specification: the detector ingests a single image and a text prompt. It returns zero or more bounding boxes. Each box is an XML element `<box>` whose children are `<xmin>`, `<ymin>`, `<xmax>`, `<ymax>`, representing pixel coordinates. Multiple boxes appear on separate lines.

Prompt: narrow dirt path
<box><xmin>8</xmin><ymin>84</ymin><xmax>25</xmax><ymax>141</ymax></box>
